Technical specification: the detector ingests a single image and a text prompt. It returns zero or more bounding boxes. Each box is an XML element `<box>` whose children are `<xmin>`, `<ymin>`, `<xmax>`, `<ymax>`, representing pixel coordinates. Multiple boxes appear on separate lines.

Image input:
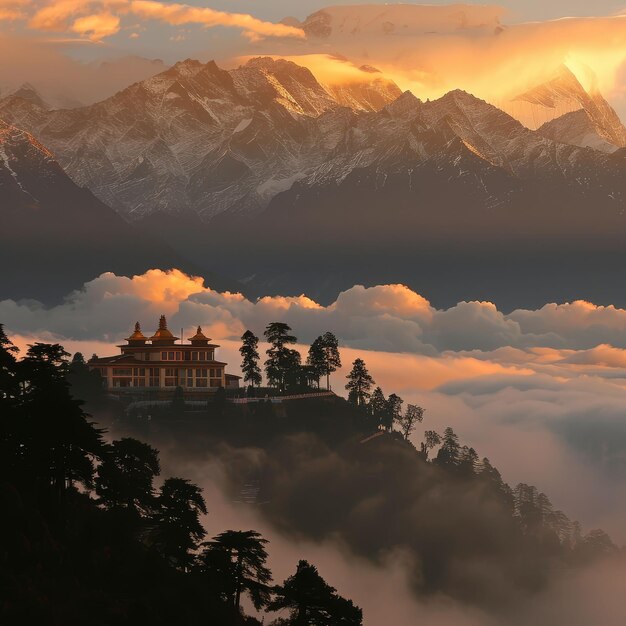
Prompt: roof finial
<box><xmin>159</xmin><ymin>315</ymin><xmax>167</xmax><ymax>330</ymax></box>
<box><xmin>197</xmin><ymin>325</ymin><xmax>202</xmax><ymax>334</ymax></box>
<box><xmin>135</xmin><ymin>321</ymin><xmax>141</xmax><ymax>332</ymax></box>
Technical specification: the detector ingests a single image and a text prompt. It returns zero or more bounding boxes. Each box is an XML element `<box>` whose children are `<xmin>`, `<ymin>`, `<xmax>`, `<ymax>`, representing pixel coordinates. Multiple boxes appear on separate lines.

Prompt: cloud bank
<box><xmin>4</xmin><ymin>267</ymin><xmax>626</xmax><ymax>545</ymax></box>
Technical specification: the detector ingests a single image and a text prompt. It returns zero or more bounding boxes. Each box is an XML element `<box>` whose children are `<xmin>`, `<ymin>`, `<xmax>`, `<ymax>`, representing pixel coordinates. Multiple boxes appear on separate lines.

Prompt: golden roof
<box><xmin>188</xmin><ymin>325</ymin><xmax>211</xmax><ymax>343</ymax></box>
<box><xmin>126</xmin><ymin>321</ymin><xmax>147</xmax><ymax>343</ymax></box>
<box><xmin>150</xmin><ymin>315</ymin><xmax>179</xmax><ymax>343</ymax></box>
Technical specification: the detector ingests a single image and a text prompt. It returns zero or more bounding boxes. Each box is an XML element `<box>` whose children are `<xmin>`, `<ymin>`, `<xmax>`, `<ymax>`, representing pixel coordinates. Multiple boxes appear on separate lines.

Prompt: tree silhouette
<box><xmin>240</xmin><ymin>330</ymin><xmax>262</xmax><ymax>388</ymax></box>
<box><xmin>345</xmin><ymin>359</ymin><xmax>374</xmax><ymax>406</ymax></box>
<box><xmin>268</xmin><ymin>559</ymin><xmax>363</xmax><ymax>625</ymax></box>
<box><xmin>16</xmin><ymin>343</ymin><xmax>104</xmax><ymax>506</ymax></box>
<box><xmin>264</xmin><ymin>323</ymin><xmax>299</xmax><ymax>392</ymax></box>
<box><xmin>435</xmin><ymin>427</ymin><xmax>461</xmax><ymax>468</ymax></box>
<box><xmin>384</xmin><ymin>393</ymin><xmax>403</xmax><ymax>432</ymax></box>
<box><xmin>307</xmin><ymin>336</ymin><xmax>326</xmax><ymax>388</ymax></box>
<box><xmin>152</xmin><ymin>477</ymin><xmax>207</xmax><ymax>569</ymax></box>
<box><xmin>307</xmin><ymin>332</ymin><xmax>341</xmax><ymax>390</ymax></box>
<box><xmin>68</xmin><ymin>352</ymin><xmax>106</xmax><ymax>403</ymax></box>
<box><xmin>201</xmin><ymin>530</ymin><xmax>272</xmax><ymax>612</ymax></box>
<box><xmin>95</xmin><ymin>437</ymin><xmax>160</xmax><ymax>514</ymax></box>
<box><xmin>420</xmin><ymin>430</ymin><xmax>442</xmax><ymax>460</ymax></box>
<box><xmin>397</xmin><ymin>404</ymin><xmax>424</xmax><ymax>440</ymax></box>
<box><xmin>368</xmin><ymin>386</ymin><xmax>387</xmax><ymax>429</ymax></box>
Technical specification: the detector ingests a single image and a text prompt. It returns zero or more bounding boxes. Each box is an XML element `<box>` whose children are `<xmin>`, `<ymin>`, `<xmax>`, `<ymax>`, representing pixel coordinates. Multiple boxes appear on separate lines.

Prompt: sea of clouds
<box><xmin>5</xmin><ymin>268</ymin><xmax>626</xmax><ymax>623</ymax></box>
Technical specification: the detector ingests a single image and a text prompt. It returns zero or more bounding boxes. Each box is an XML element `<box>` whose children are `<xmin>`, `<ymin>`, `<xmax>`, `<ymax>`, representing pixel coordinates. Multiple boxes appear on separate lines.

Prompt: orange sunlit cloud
<box><xmin>259</xmin><ymin>8</ymin><xmax>626</xmax><ymax>110</ymax></box>
<box><xmin>16</xmin><ymin>0</ymin><xmax>304</xmax><ymax>41</ymax></box>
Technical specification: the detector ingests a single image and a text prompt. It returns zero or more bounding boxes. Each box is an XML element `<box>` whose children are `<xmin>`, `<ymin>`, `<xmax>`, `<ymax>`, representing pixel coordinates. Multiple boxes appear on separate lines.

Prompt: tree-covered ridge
<box><xmin>0</xmin><ymin>326</ymin><xmax>360</xmax><ymax>625</ymax></box>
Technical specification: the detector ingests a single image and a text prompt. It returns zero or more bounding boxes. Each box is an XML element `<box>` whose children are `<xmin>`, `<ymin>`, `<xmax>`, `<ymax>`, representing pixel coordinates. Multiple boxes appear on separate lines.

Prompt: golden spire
<box><xmin>150</xmin><ymin>314</ymin><xmax>179</xmax><ymax>344</ymax></box>
<box><xmin>189</xmin><ymin>325</ymin><xmax>211</xmax><ymax>345</ymax></box>
<box><xmin>126</xmin><ymin>321</ymin><xmax>147</xmax><ymax>343</ymax></box>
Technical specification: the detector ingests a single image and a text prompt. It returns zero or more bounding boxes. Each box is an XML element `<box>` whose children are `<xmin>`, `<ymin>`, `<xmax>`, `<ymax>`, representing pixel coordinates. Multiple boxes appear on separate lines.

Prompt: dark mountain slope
<box><xmin>0</xmin><ymin>120</ymin><xmax>235</xmax><ymax>302</ymax></box>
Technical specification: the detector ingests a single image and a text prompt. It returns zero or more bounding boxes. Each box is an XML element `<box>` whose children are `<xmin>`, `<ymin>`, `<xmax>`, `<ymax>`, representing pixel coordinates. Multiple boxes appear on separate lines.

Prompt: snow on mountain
<box><xmin>0</xmin><ymin>119</ymin><xmax>57</xmax><ymax>203</ymax></box>
<box><xmin>538</xmin><ymin>110</ymin><xmax>620</xmax><ymax>153</ymax></box>
<box><xmin>503</xmin><ymin>66</ymin><xmax>626</xmax><ymax>152</ymax></box>
<box><xmin>0</xmin><ymin>57</ymin><xmax>403</xmax><ymax>219</ymax></box>
<box><xmin>1</xmin><ymin>57</ymin><xmax>625</xmax><ymax>225</ymax></box>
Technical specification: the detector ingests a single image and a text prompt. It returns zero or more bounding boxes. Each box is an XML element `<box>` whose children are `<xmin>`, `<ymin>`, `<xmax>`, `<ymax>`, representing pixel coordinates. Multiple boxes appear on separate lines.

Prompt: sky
<box><xmin>3</xmin><ymin>0</ymin><xmax>626</xmax><ymax>119</ymax></box>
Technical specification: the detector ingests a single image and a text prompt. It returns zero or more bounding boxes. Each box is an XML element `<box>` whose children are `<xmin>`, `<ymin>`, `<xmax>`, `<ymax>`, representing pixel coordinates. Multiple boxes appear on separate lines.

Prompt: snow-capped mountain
<box><xmin>0</xmin><ymin>57</ymin><xmax>403</xmax><ymax>219</ymax></box>
<box><xmin>1</xmin><ymin>56</ymin><xmax>625</xmax><ymax>230</ymax></box>
<box><xmin>503</xmin><ymin>66</ymin><xmax>626</xmax><ymax>152</ymax></box>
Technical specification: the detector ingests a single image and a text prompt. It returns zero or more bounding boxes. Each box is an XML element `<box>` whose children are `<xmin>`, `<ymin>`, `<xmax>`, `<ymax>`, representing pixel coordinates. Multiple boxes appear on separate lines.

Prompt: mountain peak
<box><xmin>384</xmin><ymin>90</ymin><xmax>422</xmax><ymax>117</ymax></box>
<box><xmin>168</xmin><ymin>58</ymin><xmax>205</xmax><ymax>78</ymax></box>
<box><xmin>10</xmin><ymin>83</ymin><xmax>49</xmax><ymax>109</ymax></box>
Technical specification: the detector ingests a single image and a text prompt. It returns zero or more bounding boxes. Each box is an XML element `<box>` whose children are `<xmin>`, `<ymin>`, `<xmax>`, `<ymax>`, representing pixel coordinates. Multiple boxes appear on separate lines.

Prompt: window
<box><xmin>164</xmin><ymin>378</ymin><xmax>177</xmax><ymax>387</ymax></box>
<box><xmin>161</xmin><ymin>351</ymin><xmax>167</xmax><ymax>360</ymax></box>
<box><xmin>175</xmin><ymin>352</ymin><xmax>181</xmax><ymax>361</ymax></box>
<box><xmin>184</xmin><ymin>352</ymin><xmax>191</xmax><ymax>361</ymax></box>
<box><xmin>196</xmin><ymin>378</ymin><xmax>208</xmax><ymax>387</ymax></box>
<box><xmin>113</xmin><ymin>368</ymin><xmax>132</xmax><ymax>376</ymax></box>
<box><xmin>191</xmin><ymin>351</ymin><xmax>198</xmax><ymax>361</ymax></box>
<box><xmin>133</xmin><ymin>368</ymin><xmax>146</xmax><ymax>376</ymax></box>
<box><xmin>165</xmin><ymin>368</ymin><xmax>177</xmax><ymax>376</ymax></box>
<box><xmin>199</xmin><ymin>351</ymin><xmax>205</xmax><ymax>361</ymax></box>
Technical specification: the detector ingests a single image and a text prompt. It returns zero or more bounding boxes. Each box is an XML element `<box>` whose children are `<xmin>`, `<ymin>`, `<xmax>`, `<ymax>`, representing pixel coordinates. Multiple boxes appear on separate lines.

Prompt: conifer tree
<box><xmin>201</xmin><ymin>530</ymin><xmax>272</xmax><ymax>612</ymax></box>
<box><xmin>369</xmin><ymin>387</ymin><xmax>387</xmax><ymax>429</ymax></box>
<box><xmin>384</xmin><ymin>393</ymin><xmax>404</xmax><ymax>432</ymax></box>
<box><xmin>153</xmin><ymin>478</ymin><xmax>207</xmax><ymax>569</ymax></box>
<box><xmin>268</xmin><ymin>559</ymin><xmax>363</xmax><ymax>625</ymax></box>
<box><xmin>240</xmin><ymin>330</ymin><xmax>262</xmax><ymax>388</ymax></box>
<box><xmin>307</xmin><ymin>336</ymin><xmax>326</xmax><ymax>388</ymax></box>
<box><xmin>345</xmin><ymin>358</ymin><xmax>374</xmax><ymax>406</ymax></box>
<box><xmin>264</xmin><ymin>322</ymin><xmax>299</xmax><ymax>392</ymax></box>
<box><xmin>308</xmin><ymin>332</ymin><xmax>341</xmax><ymax>390</ymax></box>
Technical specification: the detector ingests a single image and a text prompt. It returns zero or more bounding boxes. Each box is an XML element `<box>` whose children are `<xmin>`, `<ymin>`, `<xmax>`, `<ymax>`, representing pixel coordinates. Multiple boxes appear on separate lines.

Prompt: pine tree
<box><xmin>152</xmin><ymin>478</ymin><xmax>207</xmax><ymax>569</ymax></box>
<box><xmin>264</xmin><ymin>322</ymin><xmax>299</xmax><ymax>392</ymax></box>
<box><xmin>384</xmin><ymin>393</ymin><xmax>404</xmax><ymax>432</ymax></box>
<box><xmin>201</xmin><ymin>530</ymin><xmax>272</xmax><ymax>612</ymax></box>
<box><xmin>435</xmin><ymin>427</ymin><xmax>461</xmax><ymax>468</ymax></box>
<box><xmin>368</xmin><ymin>387</ymin><xmax>387</xmax><ymax>429</ymax></box>
<box><xmin>345</xmin><ymin>359</ymin><xmax>374</xmax><ymax>406</ymax></box>
<box><xmin>240</xmin><ymin>330</ymin><xmax>262</xmax><ymax>388</ymax></box>
<box><xmin>268</xmin><ymin>559</ymin><xmax>363</xmax><ymax>625</ymax></box>
<box><xmin>318</xmin><ymin>332</ymin><xmax>341</xmax><ymax>391</ymax></box>
<box><xmin>307</xmin><ymin>336</ymin><xmax>326</xmax><ymax>388</ymax></box>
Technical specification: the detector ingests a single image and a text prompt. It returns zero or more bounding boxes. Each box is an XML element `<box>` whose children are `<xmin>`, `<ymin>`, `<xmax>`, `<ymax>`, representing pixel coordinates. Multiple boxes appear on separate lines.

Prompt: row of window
<box><xmin>108</xmin><ymin>365</ymin><xmax>223</xmax><ymax>388</ymax></box>
<box><xmin>112</xmin><ymin>377</ymin><xmax>223</xmax><ymax>388</ymax></box>
<box><xmin>110</xmin><ymin>367</ymin><xmax>222</xmax><ymax>377</ymax></box>
<box><xmin>160</xmin><ymin>351</ymin><xmax>214</xmax><ymax>361</ymax></box>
